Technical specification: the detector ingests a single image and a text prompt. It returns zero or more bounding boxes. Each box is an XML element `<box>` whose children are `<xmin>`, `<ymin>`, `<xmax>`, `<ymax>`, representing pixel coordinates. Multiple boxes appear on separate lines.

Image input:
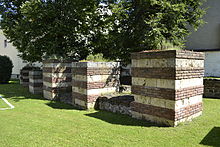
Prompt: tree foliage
<box><xmin>93</xmin><ymin>0</ymin><xmax>206</xmax><ymax>62</ymax></box>
<box><xmin>0</xmin><ymin>0</ymin><xmax>206</xmax><ymax>63</ymax></box>
<box><xmin>0</xmin><ymin>0</ymin><xmax>100</xmax><ymax>62</ymax></box>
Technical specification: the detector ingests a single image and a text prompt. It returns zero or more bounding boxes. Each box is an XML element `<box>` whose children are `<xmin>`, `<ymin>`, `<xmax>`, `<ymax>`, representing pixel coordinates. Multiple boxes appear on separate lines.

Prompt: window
<box><xmin>4</xmin><ymin>39</ymin><xmax>7</xmax><ymax>48</ymax></box>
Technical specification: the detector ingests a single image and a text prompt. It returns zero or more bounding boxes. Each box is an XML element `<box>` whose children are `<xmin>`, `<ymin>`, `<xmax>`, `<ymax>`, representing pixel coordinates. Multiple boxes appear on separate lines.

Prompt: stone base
<box><xmin>74</xmin><ymin>97</ymin><xmax>96</xmax><ymax>110</ymax></box>
<box><xmin>43</xmin><ymin>90</ymin><xmax>72</xmax><ymax>104</ymax></box>
<box><xmin>131</xmin><ymin>110</ymin><xmax>202</xmax><ymax>127</ymax></box>
<box><xmin>204</xmin><ymin>78</ymin><xmax>220</xmax><ymax>98</ymax></box>
<box><xmin>21</xmin><ymin>82</ymin><xmax>29</xmax><ymax>87</ymax></box>
<box><xmin>43</xmin><ymin>90</ymin><xmax>55</xmax><ymax>100</ymax></box>
<box><xmin>29</xmin><ymin>86</ymin><xmax>43</xmax><ymax>94</ymax></box>
<box><xmin>97</xmin><ymin>95</ymin><xmax>134</xmax><ymax>116</ymax></box>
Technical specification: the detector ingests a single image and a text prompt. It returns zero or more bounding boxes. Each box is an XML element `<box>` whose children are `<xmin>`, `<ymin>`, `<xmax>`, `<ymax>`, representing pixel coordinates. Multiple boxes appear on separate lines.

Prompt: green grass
<box><xmin>0</xmin><ymin>81</ymin><xmax>220</xmax><ymax>147</ymax></box>
<box><xmin>204</xmin><ymin>77</ymin><xmax>220</xmax><ymax>80</ymax></box>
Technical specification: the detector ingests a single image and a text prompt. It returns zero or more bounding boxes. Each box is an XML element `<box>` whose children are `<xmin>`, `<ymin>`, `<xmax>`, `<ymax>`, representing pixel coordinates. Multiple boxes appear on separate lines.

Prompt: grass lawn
<box><xmin>0</xmin><ymin>81</ymin><xmax>220</xmax><ymax>147</ymax></box>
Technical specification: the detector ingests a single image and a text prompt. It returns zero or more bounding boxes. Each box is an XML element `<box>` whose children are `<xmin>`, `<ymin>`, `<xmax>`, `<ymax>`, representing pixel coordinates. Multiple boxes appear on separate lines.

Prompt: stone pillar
<box><xmin>131</xmin><ymin>50</ymin><xmax>205</xmax><ymax>127</ymax></box>
<box><xmin>29</xmin><ymin>69</ymin><xmax>43</xmax><ymax>94</ymax></box>
<box><xmin>204</xmin><ymin>78</ymin><xmax>220</xmax><ymax>98</ymax></box>
<box><xmin>43</xmin><ymin>60</ymin><xmax>72</xmax><ymax>104</ymax></box>
<box><xmin>20</xmin><ymin>66</ymin><xmax>31</xmax><ymax>87</ymax></box>
<box><xmin>72</xmin><ymin>62</ymin><xmax>120</xmax><ymax>109</ymax></box>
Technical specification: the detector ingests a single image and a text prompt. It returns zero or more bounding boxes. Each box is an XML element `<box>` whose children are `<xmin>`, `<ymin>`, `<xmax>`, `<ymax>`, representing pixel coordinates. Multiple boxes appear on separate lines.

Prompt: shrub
<box><xmin>80</xmin><ymin>53</ymin><xmax>112</xmax><ymax>62</ymax></box>
<box><xmin>0</xmin><ymin>55</ymin><xmax>13</xmax><ymax>84</ymax></box>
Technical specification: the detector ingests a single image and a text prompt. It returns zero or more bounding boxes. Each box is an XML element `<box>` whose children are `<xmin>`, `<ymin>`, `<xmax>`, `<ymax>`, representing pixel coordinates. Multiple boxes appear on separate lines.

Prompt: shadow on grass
<box><xmin>10</xmin><ymin>93</ymin><xmax>45</xmax><ymax>102</ymax></box>
<box><xmin>1</xmin><ymin>81</ymin><xmax>170</xmax><ymax>127</ymax></box>
<box><xmin>0</xmin><ymin>81</ymin><xmax>84</xmax><ymax>111</ymax></box>
<box><xmin>85</xmin><ymin>111</ymin><xmax>166</xmax><ymax>127</ymax></box>
<box><xmin>200</xmin><ymin>127</ymin><xmax>220</xmax><ymax>147</ymax></box>
<box><xmin>46</xmin><ymin>101</ymin><xmax>81</xmax><ymax>110</ymax></box>
<box><xmin>203</xmin><ymin>97</ymin><xmax>220</xmax><ymax>100</ymax></box>
<box><xmin>0</xmin><ymin>82</ymin><xmax>44</xmax><ymax>101</ymax></box>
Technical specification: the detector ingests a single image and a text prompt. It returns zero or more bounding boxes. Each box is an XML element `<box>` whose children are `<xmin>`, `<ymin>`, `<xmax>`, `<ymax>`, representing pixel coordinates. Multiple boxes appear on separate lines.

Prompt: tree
<box><xmin>92</xmin><ymin>0</ymin><xmax>206</xmax><ymax>62</ymax></box>
<box><xmin>0</xmin><ymin>0</ymin><xmax>206</xmax><ymax>63</ymax></box>
<box><xmin>0</xmin><ymin>55</ymin><xmax>13</xmax><ymax>84</ymax></box>
<box><xmin>0</xmin><ymin>0</ymin><xmax>100</xmax><ymax>62</ymax></box>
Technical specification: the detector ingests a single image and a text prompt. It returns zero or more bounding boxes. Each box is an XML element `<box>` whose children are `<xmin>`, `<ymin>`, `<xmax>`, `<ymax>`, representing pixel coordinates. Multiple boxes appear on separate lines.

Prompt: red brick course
<box><xmin>175</xmin><ymin>102</ymin><xmax>203</xmax><ymax>121</ymax></box>
<box><xmin>131</xmin><ymin>50</ymin><xmax>205</xmax><ymax>60</ymax></box>
<box><xmin>43</xmin><ymin>77</ymin><xmax>72</xmax><ymax>83</ymax></box>
<box><xmin>29</xmin><ymin>82</ymin><xmax>43</xmax><ymax>87</ymax></box>
<box><xmin>72</xmin><ymin>80</ymin><xmax>118</xmax><ymax>90</ymax></box>
<box><xmin>132</xmin><ymin>67</ymin><xmax>204</xmax><ymax>80</ymax></box>
<box><xmin>43</xmin><ymin>67</ymin><xmax>71</xmax><ymax>73</ymax></box>
<box><xmin>43</xmin><ymin>86</ymin><xmax>72</xmax><ymax>93</ymax></box>
<box><xmin>73</xmin><ymin>92</ymin><xmax>99</xmax><ymax>103</ymax></box>
<box><xmin>131</xmin><ymin>102</ymin><xmax>175</xmax><ymax>120</ymax></box>
<box><xmin>72</xmin><ymin>67</ymin><xmax>120</xmax><ymax>76</ymax></box>
<box><xmin>132</xmin><ymin>85</ymin><xmax>204</xmax><ymax>100</ymax></box>
<box><xmin>131</xmin><ymin>101</ymin><xmax>203</xmax><ymax>121</ymax></box>
<box><xmin>29</xmin><ymin>75</ymin><xmax>43</xmax><ymax>79</ymax></box>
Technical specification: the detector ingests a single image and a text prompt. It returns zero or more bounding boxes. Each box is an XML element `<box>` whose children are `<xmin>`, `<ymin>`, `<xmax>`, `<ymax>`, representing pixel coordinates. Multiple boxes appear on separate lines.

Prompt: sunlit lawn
<box><xmin>0</xmin><ymin>81</ymin><xmax>220</xmax><ymax>147</ymax></box>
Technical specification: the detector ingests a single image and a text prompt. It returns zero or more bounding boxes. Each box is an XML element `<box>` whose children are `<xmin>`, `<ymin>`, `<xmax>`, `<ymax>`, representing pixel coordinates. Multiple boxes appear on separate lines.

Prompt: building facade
<box><xmin>0</xmin><ymin>31</ymin><xmax>42</xmax><ymax>78</ymax></box>
<box><xmin>0</xmin><ymin>31</ymin><xmax>27</xmax><ymax>78</ymax></box>
<box><xmin>186</xmin><ymin>0</ymin><xmax>220</xmax><ymax>77</ymax></box>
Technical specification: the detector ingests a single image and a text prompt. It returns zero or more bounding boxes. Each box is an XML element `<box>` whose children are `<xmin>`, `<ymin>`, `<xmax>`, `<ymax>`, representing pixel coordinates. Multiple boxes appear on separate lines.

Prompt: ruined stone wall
<box><xmin>97</xmin><ymin>95</ymin><xmax>134</xmax><ymax>116</ymax></box>
<box><xmin>72</xmin><ymin>62</ymin><xmax>120</xmax><ymax>109</ymax></box>
<box><xmin>29</xmin><ymin>69</ymin><xmax>43</xmax><ymax>94</ymax></box>
<box><xmin>131</xmin><ymin>50</ymin><xmax>205</xmax><ymax>126</ymax></box>
<box><xmin>43</xmin><ymin>60</ymin><xmax>72</xmax><ymax>104</ymax></box>
<box><xmin>204</xmin><ymin>78</ymin><xmax>220</xmax><ymax>98</ymax></box>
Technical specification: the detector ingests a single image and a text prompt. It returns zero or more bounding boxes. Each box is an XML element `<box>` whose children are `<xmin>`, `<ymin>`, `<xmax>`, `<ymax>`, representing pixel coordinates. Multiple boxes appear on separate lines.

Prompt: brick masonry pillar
<box><xmin>29</xmin><ymin>69</ymin><xmax>43</xmax><ymax>94</ymax></box>
<box><xmin>72</xmin><ymin>62</ymin><xmax>120</xmax><ymax>109</ymax></box>
<box><xmin>204</xmin><ymin>78</ymin><xmax>220</xmax><ymax>99</ymax></box>
<box><xmin>20</xmin><ymin>66</ymin><xmax>32</xmax><ymax>87</ymax></box>
<box><xmin>43</xmin><ymin>60</ymin><xmax>72</xmax><ymax>104</ymax></box>
<box><xmin>131</xmin><ymin>50</ymin><xmax>205</xmax><ymax>126</ymax></box>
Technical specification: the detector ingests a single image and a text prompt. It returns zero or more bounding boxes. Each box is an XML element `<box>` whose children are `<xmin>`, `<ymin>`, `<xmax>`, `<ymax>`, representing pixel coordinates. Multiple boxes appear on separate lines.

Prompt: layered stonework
<box><xmin>204</xmin><ymin>78</ymin><xmax>220</xmax><ymax>98</ymax></box>
<box><xmin>20</xmin><ymin>66</ymin><xmax>40</xmax><ymax>87</ymax></box>
<box><xmin>72</xmin><ymin>62</ymin><xmax>120</xmax><ymax>109</ymax></box>
<box><xmin>29</xmin><ymin>69</ymin><xmax>43</xmax><ymax>94</ymax></box>
<box><xmin>131</xmin><ymin>50</ymin><xmax>205</xmax><ymax>127</ymax></box>
<box><xmin>20</xmin><ymin>66</ymin><xmax>32</xmax><ymax>87</ymax></box>
<box><xmin>43</xmin><ymin>60</ymin><xmax>72</xmax><ymax>104</ymax></box>
<box><xmin>97</xmin><ymin>95</ymin><xmax>134</xmax><ymax>116</ymax></box>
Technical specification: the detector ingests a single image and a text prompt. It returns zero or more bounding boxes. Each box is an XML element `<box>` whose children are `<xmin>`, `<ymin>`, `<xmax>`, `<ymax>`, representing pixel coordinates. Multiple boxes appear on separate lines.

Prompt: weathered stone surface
<box><xmin>43</xmin><ymin>60</ymin><xmax>72</xmax><ymax>104</ymax></box>
<box><xmin>131</xmin><ymin>50</ymin><xmax>205</xmax><ymax>60</ymax></box>
<box><xmin>96</xmin><ymin>95</ymin><xmax>134</xmax><ymax>116</ymax></box>
<box><xmin>131</xmin><ymin>50</ymin><xmax>204</xmax><ymax>127</ymax></box>
<box><xmin>21</xmin><ymin>66</ymin><xmax>41</xmax><ymax>87</ymax></box>
<box><xmin>72</xmin><ymin>62</ymin><xmax>120</xmax><ymax>109</ymax></box>
<box><xmin>29</xmin><ymin>69</ymin><xmax>43</xmax><ymax>94</ymax></box>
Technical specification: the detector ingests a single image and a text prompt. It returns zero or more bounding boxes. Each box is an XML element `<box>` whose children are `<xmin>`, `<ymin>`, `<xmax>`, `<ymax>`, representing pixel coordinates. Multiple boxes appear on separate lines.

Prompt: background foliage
<box><xmin>93</xmin><ymin>0</ymin><xmax>206</xmax><ymax>62</ymax></box>
<box><xmin>0</xmin><ymin>0</ymin><xmax>100</xmax><ymax>62</ymax></box>
<box><xmin>0</xmin><ymin>0</ymin><xmax>206</xmax><ymax>63</ymax></box>
<box><xmin>0</xmin><ymin>55</ymin><xmax>13</xmax><ymax>83</ymax></box>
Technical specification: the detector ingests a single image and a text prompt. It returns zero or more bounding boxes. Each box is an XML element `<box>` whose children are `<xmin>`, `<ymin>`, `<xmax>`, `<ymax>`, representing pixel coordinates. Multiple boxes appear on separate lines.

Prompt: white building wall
<box><xmin>0</xmin><ymin>31</ymin><xmax>27</xmax><ymax>76</ymax></box>
<box><xmin>0</xmin><ymin>31</ymin><xmax>42</xmax><ymax>78</ymax></box>
<box><xmin>205</xmin><ymin>51</ymin><xmax>220</xmax><ymax>77</ymax></box>
<box><xmin>186</xmin><ymin>0</ymin><xmax>220</xmax><ymax>50</ymax></box>
<box><xmin>186</xmin><ymin>0</ymin><xmax>220</xmax><ymax>77</ymax></box>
